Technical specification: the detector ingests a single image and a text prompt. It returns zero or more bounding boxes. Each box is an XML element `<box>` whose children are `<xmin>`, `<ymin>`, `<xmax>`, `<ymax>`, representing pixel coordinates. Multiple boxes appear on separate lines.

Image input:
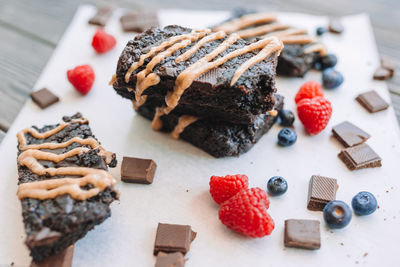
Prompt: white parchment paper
<box><xmin>0</xmin><ymin>5</ymin><xmax>399</xmax><ymax>267</ymax></box>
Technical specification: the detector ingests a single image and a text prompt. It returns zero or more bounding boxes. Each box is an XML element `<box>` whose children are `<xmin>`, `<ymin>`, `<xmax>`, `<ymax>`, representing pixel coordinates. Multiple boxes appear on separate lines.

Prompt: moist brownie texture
<box><xmin>137</xmin><ymin>95</ymin><xmax>284</xmax><ymax>157</ymax></box>
<box><xmin>17</xmin><ymin>113</ymin><xmax>118</xmax><ymax>262</ymax></box>
<box><xmin>113</xmin><ymin>25</ymin><xmax>281</xmax><ymax>124</ymax></box>
<box><xmin>212</xmin><ymin>11</ymin><xmax>325</xmax><ymax>77</ymax></box>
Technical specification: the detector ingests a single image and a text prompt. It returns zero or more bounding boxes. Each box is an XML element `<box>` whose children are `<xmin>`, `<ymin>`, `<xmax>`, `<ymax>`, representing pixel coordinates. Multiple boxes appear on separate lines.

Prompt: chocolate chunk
<box><xmin>356</xmin><ymin>90</ymin><xmax>389</xmax><ymax>113</ymax></box>
<box><xmin>381</xmin><ymin>57</ymin><xmax>395</xmax><ymax>75</ymax></box>
<box><xmin>328</xmin><ymin>18</ymin><xmax>344</xmax><ymax>34</ymax></box>
<box><xmin>332</xmin><ymin>121</ymin><xmax>370</xmax><ymax>147</ymax></box>
<box><xmin>154</xmin><ymin>223</ymin><xmax>197</xmax><ymax>255</ymax></box>
<box><xmin>338</xmin><ymin>143</ymin><xmax>382</xmax><ymax>171</ymax></box>
<box><xmin>307</xmin><ymin>175</ymin><xmax>337</xmax><ymax>211</ymax></box>
<box><xmin>373</xmin><ymin>67</ymin><xmax>392</xmax><ymax>80</ymax></box>
<box><xmin>121</xmin><ymin>157</ymin><xmax>157</xmax><ymax>184</ymax></box>
<box><xmin>284</xmin><ymin>219</ymin><xmax>321</xmax><ymax>250</ymax></box>
<box><xmin>30</xmin><ymin>88</ymin><xmax>59</xmax><ymax>109</ymax></box>
<box><xmin>30</xmin><ymin>245</ymin><xmax>74</xmax><ymax>267</ymax></box>
<box><xmin>120</xmin><ymin>12</ymin><xmax>159</xmax><ymax>32</ymax></box>
<box><xmin>88</xmin><ymin>7</ymin><xmax>113</xmax><ymax>26</ymax></box>
<box><xmin>155</xmin><ymin>252</ymin><xmax>185</xmax><ymax>267</ymax></box>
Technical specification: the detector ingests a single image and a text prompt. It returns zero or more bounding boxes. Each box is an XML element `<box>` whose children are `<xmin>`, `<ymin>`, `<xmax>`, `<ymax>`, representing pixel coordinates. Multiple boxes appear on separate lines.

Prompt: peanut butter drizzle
<box><xmin>175</xmin><ymin>31</ymin><xmax>226</xmax><ymax>62</ymax></box>
<box><xmin>213</xmin><ymin>13</ymin><xmax>277</xmax><ymax>33</ymax></box>
<box><xmin>304</xmin><ymin>43</ymin><xmax>327</xmax><ymax>56</ymax></box>
<box><xmin>134</xmin><ymin>29</ymin><xmax>211</xmax><ymax>103</ymax></box>
<box><xmin>231</xmin><ymin>36</ymin><xmax>283</xmax><ymax>86</ymax></box>
<box><xmin>236</xmin><ymin>23</ymin><xmax>290</xmax><ymax>39</ymax></box>
<box><xmin>170</xmin><ymin>115</ymin><xmax>198</xmax><ymax>139</ymax></box>
<box><xmin>16</xmin><ymin>118</ymin><xmax>117</xmax><ymax>201</ymax></box>
<box><xmin>151</xmin><ymin>107</ymin><xmax>164</xmax><ymax>130</ymax></box>
<box><xmin>279</xmin><ymin>35</ymin><xmax>317</xmax><ymax>44</ymax></box>
<box><xmin>109</xmin><ymin>74</ymin><xmax>116</xmax><ymax>86</ymax></box>
<box><xmin>263</xmin><ymin>28</ymin><xmax>307</xmax><ymax>38</ymax></box>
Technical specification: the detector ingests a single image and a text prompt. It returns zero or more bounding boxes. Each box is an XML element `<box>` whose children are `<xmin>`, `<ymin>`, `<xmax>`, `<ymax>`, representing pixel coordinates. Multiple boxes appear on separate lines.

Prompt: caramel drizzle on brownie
<box><xmin>214</xmin><ymin>13</ymin><xmax>277</xmax><ymax>33</ymax></box>
<box><xmin>16</xmin><ymin>118</ymin><xmax>117</xmax><ymax>201</ymax></box>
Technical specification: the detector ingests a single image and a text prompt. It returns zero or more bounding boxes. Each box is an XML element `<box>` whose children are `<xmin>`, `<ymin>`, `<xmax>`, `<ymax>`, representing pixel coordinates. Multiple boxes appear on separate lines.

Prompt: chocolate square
<box><xmin>155</xmin><ymin>252</ymin><xmax>185</xmax><ymax>267</ymax></box>
<box><xmin>307</xmin><ymin>175</ymin><xmax>337</xmax><ymax>211</ymax></box>
<box><xmin>154</xmin><ymin>223</ymin><xmax>197</xmax><ymax>255</ymax></box>
<box><xmin>284</xmin><ymin>219</ymin><xmax>321</xmax><ymax>250</ymax></box>
<box><xmin>120</xmin><ymin>12</ymin><xmax>159</xmax><ymax>32</ymax></box>
<box><xmin>328</xmin><ymin>18</ymin><xmax>344</xmax><ymax>34</ymax></box>
<box><xmin>121</xmin><ymin>156</ymin><xmax>157</xmax><ymax>184</ymax></box>
<box><xmin>332</xmin><ymin>121</ymin><xmax>370</xmax><ymax>147</ymax></box>
<box><xmin>373</xmin><ymin>67</ymin><xmax>392</xmax><ymax>80</ymax></box>
<box><xmin>30</xmin><ymin>88</ymin><xmax>59</xmax><ymax>109</ymax></box>
<box><xmin>88</xmin><ymin>7</ymin><xmax>113</xmax><ymax>26</ymax></box>
<box><xmin>356</xmin><ymin>90</ymin><xmax>389</xmax><ymax>113</ymax></box>
<box><xmin>30</xmin><ymin>245</ymin><xmax>74</xmax><ymax>267</ymax></box>
<box><xmin>338</xmin><ymin>143</ymin><xmax>382</xmax><ymax>171</ymax></box>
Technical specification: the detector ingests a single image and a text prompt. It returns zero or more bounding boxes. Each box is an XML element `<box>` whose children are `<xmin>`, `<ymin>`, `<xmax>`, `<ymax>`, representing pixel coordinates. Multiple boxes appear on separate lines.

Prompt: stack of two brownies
<box><xmin>112</xmin><ymin>25</ymin><xmax>285</xmax><ymax>157</ymax></box>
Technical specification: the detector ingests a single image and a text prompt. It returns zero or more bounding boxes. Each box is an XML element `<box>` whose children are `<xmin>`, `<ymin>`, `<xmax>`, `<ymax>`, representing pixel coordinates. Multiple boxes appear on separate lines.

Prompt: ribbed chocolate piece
<box><xmin>155</xmin><ymin>252</ymin><xmax>185</xmax><ymax>267</ymax></box>
<box><xmin>88</xmin><ymin>7</ymin><xmax>113</xmax><ymax>26</ymax></box>
<box><xmin>307</xmin><ymin>175</ymin><xmax>337</xmax><ymax>211</ymax></box>
<box><xmin>332</xmin><ymin>121</ymin><xmax>370</xmax><ymax>147</ymax></box>
<box><xmin>120</xmin><ymin>12</ymin><xmax>159</xmax><ymax>32</ymax></box>
<box><xmin>328</xmin><ymin>18</ymin><xmax>344</xmax><ymax>34</ymax></box>
<box><xmin>154</xmin><ymin>223</ymin><xmax>197</xmax><ymax>255</ymax></box>
<box><xmin>121</xmin><ymin>156</ymin><xmax>157</xmax><ymax>184</ymax></box>
<box><xmin>338</xmin><ymin>143</ymin><xmax>382</xmax><ymax>171</ymax></box>
<box><xmin>284</xmin><ymin>219</ymin><xmax>321</xmax><ymax>250</ymax></box>
<box><xmin>30</xmin><ymin>88</ymin><xmax>59</xmax><ymax>109</ymax></box>
<box><xmin>356</xmin><ymin>90</ymin><xmax>389</xmax><ymax>113</ymax></box>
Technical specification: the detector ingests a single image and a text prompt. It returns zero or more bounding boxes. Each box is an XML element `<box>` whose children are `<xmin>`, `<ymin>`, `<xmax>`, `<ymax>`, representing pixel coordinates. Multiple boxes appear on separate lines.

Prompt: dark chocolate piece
<box><xmin>332</xmin><ymin>121</ymin><xmax>370</xmax><ymax>147</ymax></box>
<box><xmin>88</xmin><ymin>6</ymin><xmax>113</xmax><ymax>26</ymax></box>
<box><xmin>338</xmin><ymin>143</ymin><xmax>382</xmax><ymax>171</ymax></box>
<box><xmin>381</xmin><ymin>57</ymin><xmax>395</xmax><ymax>75</ymax></box>
<box><xmin>137</xmin><ymin>95</ymin><xmax>284</xmax><ymax>158</ymax></box>
<box><xmin>113</xmin><ymin>25</ymin><xmax>279</xmax><ymax>124</ymax></box>
<box><xmin>18</xmin><ymin>113</ymin><xmax>118</xmax><ymax>262</ymax></box>
<box><xmin>356</xmin><ymin>90</ymin><xmax>389</xmax><ymax>113</ymax></box>
<box><xmin>120</xmin><ymin>12</ymin><xmax>159</xmax><ymax>32</ymax></box>
<box><xmin>284</xmin><ymin>219</ymin><xmax>321</xmax><ymax>250</ymax></box>
<box><xmin>30</xmin><ymin>246</ymin><xmax>74</xmax><ymax>267</ymax></box>
<box><xmin>30</xmin><ymin>88</ymin><xmax>59</xmax><ymax>109</ymax></box>
<box><xmin>373</xmin><ymin>67</ymin><xmax>392</xmax><ymax>80</ymax></box>
<box><xmin>121</xmin><ymin>156</ymin><xmax>157</xmax><ymax>184</ymax></box>
<box><xmin>328</xmin><ymin>18</ymin><xmax>344</xmax><ymax>34</ymax></box>
<box><xmin>155</xmin><ymin>252</ymin><xmax>185</xmax><ymax>267</ymax></box>
<box><xmin>307</xmin><ymin>175</ymin><xmax>337</xmax><ymax>211</ymax></box>
<box><xmin>154</xmin><ymin>223</ymin><xmax>196</xmax><ymax>255</ymax></box>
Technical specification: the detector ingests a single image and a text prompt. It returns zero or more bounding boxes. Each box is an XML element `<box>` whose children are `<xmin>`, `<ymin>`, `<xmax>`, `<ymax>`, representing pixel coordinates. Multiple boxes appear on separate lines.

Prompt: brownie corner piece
<box><xmin>16</xmin><ymin>113</ymin><xmax>118</xmax><ymax>262</ymax></box>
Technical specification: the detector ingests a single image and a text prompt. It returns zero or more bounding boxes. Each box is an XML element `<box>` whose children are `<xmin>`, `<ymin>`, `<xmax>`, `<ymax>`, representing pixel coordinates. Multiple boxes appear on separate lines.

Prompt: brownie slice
<box><xmin>136</xmin><ymin>95</ymin><xmax>284</xmax><ymax>157</ymax></box>
<box><xmin>113</xmin><ymin>25</ymin><xmax>281</xmax><ymax>124</ymax></box>
<box><xmin>16</xmin><ymin>113</ymin><xmax>118</xmax><ymax>262</ymax></box>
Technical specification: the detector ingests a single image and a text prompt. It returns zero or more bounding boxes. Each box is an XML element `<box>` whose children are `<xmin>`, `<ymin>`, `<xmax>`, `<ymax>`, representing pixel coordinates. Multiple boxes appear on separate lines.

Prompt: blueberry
<box><xmin>352</xmin><ymin>191</ymin><xmax>378</xmax><ymax>216</ymax></box>
<box><xmin>320</xmin><ymin>54</ymin><xmax>338</xmax><ymax>69</ymax></box>
<box><xmin>267</xmin><ymin>176</ymin><xmax>288</xmax><ymax>196</ymax></box>
<box><xmin>279</xmin><ymin>109</ymin><xmax>295</xmax><ymax>127</ymax></box>
<box><xmin>316</xmin><ymin>27</ymin><xmax>327</xmax><ymax>36</ymax></box>
<box><xmin>277</xmin><ymin>128</ymin><xmax>297</xmax><ymax>146</ymax></box>
<box><xmin>322</xmin><ymin>68</ymin><xmax>344</xmax><ymax>89</ymax></box>
<box><xmin>323</xmin><ymin>200</ymin><xmax>352</xmax><ymax>229</ymax></box>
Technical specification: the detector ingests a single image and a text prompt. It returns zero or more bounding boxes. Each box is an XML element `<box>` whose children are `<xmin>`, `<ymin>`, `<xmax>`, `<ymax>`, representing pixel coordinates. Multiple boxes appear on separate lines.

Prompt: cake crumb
<box><xmin>186</xmin><ymin>189</ymin><xmax>189</xmax><ymax>192</ymax></box>
<box><xmin>363</xmin><ymin>253</ymin><xmax>368</xmax><ymax>257</ymax></box>
<box><xmin>11</xmin><ymin>262</ymin><xmax>14</xmax><ymax>266</ymax></box>
<box><xmin>340</xmin><ymin>242</ymin><xmax>344</xmax><ymax>246</ymax></box>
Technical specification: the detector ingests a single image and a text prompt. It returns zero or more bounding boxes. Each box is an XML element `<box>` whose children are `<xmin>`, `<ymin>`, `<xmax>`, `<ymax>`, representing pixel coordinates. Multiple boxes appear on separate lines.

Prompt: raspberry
<box><xmin>209</xmin><ymin>174</ymin><xmax>248</xmax><ymax>204</ymax></box>
<box><xmin>91</xmin><ymin>29</ymin><xmax>116</xmax><ymax>54</ymax></box>
<box><xmin>297</xmin><ymin>96</ymin><xmax>332</xmax><ymax>135</ymax></box>
<box><xmin>219</xmin><ymin>188</ymin><xmax>274</xmax><ymax>238</ymax></box>
<box><xmin>295</xmin><ymin>81</ymin><xmax>324</xmax><ymax>104</ymax></box>
<box><xmin>67</xmin><ymin>65</ymin><xmax>95</xmax><ymax>95</ymax></box>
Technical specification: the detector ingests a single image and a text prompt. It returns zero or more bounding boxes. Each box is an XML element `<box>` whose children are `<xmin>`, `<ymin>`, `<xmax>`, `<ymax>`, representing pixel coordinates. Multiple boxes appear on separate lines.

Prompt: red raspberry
<box><xmin>209</xmin><ymin>174</ymin><xmax>249</xmax><ymax>204</ymax></box>
<box><xmin>297</xmin><ymin>96</ymin><xmax>332</xmax><ymax>135</ymax></box>
<box><xmin>67</xmin><ymin>65</ymin><xmax>95</xmax><ymax>95</ymax></box>
<box><xmin>219</xmin><ymin>188</ymin><xmax>274</xmax><ymax>238</ymax></box>
<box><xmin>91</xmin><ymin>29</ymin><xmax>116</xmax><ymax>54</ymax></box>
<box><xmin>295</xmin><ymin>81</ymin><xmax>324</xmax><ymax>104</ymax></box>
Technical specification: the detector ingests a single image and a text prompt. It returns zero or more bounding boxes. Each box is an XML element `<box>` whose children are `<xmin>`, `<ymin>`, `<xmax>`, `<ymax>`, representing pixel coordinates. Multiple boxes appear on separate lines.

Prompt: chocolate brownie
<box><xmin>16</xmin><ymin>113</ymin><xmax>118</xmax><ymax>262</ymax></box>
<box><xmin>212</xmin><ymin>11</ymin><xmax>325</xmax><ymax>77</ymax></box>
<box><xmin>136</xmin><ymin>95</ymin><xmax>284</xmax><ymax>157</ymax></box>
<box><xmin>112</xmin><ymin>25</ymin><xmax>282</xmax><ymax>124</ymax></box>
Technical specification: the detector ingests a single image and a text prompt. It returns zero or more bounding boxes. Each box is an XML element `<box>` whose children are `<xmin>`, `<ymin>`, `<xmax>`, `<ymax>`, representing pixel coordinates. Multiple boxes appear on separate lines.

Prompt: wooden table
<box><xmin>0</xmin><ymin>0</ymin><xmax>399</xmax><ymax>144</ymax></box>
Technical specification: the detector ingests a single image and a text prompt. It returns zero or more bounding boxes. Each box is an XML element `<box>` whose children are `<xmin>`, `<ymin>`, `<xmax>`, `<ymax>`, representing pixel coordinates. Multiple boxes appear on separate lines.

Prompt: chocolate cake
<box><xmin>112</xmin><ymin>25</ymin><xmax>283</xmax><ymax>124</ymax></box>
<box><xmin>212</xmin><ymin>12</ymin><xmax>326</xmax><ymax>77</ymax></box>
<box><xmin>16</xmin><ymin>113</ymin><xmax>118</xmax><ymax>262</ymax></box>
<box><xmin>137</xmin><ymin>95</ymin><xmax>284</xmax><ymax>157</ymax></box>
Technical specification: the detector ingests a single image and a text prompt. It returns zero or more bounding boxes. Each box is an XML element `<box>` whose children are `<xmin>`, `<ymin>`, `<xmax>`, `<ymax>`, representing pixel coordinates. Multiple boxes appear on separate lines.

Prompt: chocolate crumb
<box><xmin>11</xmin><ymin>262</ymin><xmax>14</xmax><ymax>266</ymax></box>
<box><xmin>340</xmin><ymin>242</ymin><xmax>344</xmax><ymax>246</ymax></box>
<box><xmin>364</xmin><ymin>253</ymin><xmax>368</xmax><ymax>257</ymax></box>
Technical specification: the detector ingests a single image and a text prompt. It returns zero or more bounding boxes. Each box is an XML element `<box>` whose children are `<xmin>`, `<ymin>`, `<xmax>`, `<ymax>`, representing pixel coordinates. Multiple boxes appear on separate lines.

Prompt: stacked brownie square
<box><xmin>112</xmin><ymin>25</ymin><xmax>285</xmax><ymax>157</ymax></box>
